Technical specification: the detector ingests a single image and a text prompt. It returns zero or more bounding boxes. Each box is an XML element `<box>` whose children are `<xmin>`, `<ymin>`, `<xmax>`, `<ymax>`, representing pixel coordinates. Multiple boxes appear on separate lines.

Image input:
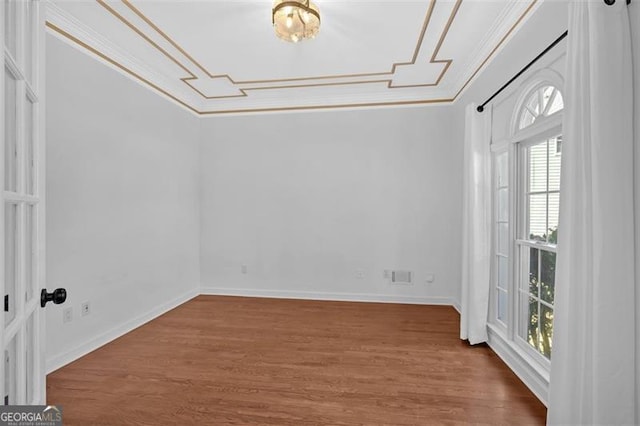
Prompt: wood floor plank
<box><xmin>47</xmin><ymin>296</ymin><xmax>546</xmax><ymax>425</ymax></box>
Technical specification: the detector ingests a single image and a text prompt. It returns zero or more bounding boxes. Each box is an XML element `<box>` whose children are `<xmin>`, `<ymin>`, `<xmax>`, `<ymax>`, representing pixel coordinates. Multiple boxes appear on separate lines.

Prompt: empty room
<box><xmin>1</xmin><ymin>0</ymin><xmax>639</xmax><ymax>424</ymax></box>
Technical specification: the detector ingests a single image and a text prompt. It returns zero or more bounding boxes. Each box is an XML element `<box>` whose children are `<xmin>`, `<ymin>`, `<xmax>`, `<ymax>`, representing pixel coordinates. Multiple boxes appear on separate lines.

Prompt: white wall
<box><xmin>199</xmin><ymin>106</ymin><xmax>462</xmax><ymax>305</ymax></box>
<box><xmin>45</xmin><ymin>35</ymin><xmax>201</xmax><ymax>372</ymax></box>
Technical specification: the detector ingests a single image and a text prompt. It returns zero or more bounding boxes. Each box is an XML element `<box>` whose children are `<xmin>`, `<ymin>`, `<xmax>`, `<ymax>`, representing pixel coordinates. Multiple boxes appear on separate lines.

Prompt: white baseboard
<box><xmin>46</xmin><ymin>288</ymin><xmax>199</xmax><ymax>374</ymax></box>
<box><xmin>487</xmin><ymin>324</ymin><xmax>549</xmax><ymax>406</ymax></box>
<box><xmin>199</xmin><ymin>286</ymin><xmax>456</xmax><ymax>306</ymax></box>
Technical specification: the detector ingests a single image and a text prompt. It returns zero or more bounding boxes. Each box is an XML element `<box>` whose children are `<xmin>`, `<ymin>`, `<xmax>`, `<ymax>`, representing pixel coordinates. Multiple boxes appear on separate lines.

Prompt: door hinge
<box><xmin>3</xmin><ymin>295</ymin><xmax>8</xmax><ymax>312</ymax></box>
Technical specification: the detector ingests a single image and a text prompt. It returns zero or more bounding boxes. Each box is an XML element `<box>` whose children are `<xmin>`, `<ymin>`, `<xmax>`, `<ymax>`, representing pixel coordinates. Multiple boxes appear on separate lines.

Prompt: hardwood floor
<box><xmin>47</xmin><ymin>296</ymin><xmax>546</xmax><ymax>425</ymax></box>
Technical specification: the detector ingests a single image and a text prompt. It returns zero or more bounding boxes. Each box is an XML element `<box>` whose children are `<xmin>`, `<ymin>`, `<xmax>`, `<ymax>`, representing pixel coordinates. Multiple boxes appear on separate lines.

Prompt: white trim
<box><xmin>41</xmin><ymin>0</ymin><xmax>542</xmax><ymax>116</ymax></box>
<box><xmin>44</xmin><ymin>2</ymin><xmax>198</xmax><ymax>115</ymax></box>
<box><xmin>199</xmin><ymin>286</ymin><xmax>456</xmax><ymax>307</ymax></box>
<box><xmin>450</xmin><ymin>1</ymin><xmax>543</xmax><ymax>103</ymax></box>
<box><xmin>492</xmin><ymin>113</ymin><xmax>563</xmax><ymax>148</ymax></box>
<box><xmin>487</xmin><ymin>324</ymin><xmax>549</xmax><ymax>406</ymax></box>
<box><xmin>45</xmin><ymin>288</ymin><xmax>198</xmax><ymax>374</ymax></box>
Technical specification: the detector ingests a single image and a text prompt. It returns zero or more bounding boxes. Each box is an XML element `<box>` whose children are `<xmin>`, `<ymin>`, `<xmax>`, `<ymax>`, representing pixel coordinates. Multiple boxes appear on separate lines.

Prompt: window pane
<box><xmin>520</xmin><ymin>109</ymin><xmax>536</xmax><ymax>129</ymax></box>
<box><xmin>4</xmin><ymin>337</ymin><xmax>17</xmax><ymax>405</ymax></box>
<box><xmin>528</xmin><ymin>248</ymin><xmax>539</xmax><ymax>297</ymax></box>
<box><xmin>547</xmin><ymin>91</ymin><xmax>564</xmax><ymax>116</ymax></box>
<box><xmin>528</xmin><ymin>141</ymin><xmax>548</xmax><ymax>193</ymax></box>
<box><xmin>5</xmin><ymin>203</ymin><xmax>18</xmax><ymax>324</ymax></box>
<box><xmin>528</xmin><ymin>193</ymin><xmax>547</xmax><ymax>240</ymax></box>
<box><xmin>519</xmin><ymin>86</ymin><xmax>563</xmax><ymax>131</ymax></box>
<box><xmin>497</xmin><ymin>223</ymin><xmax>509</xmax><ymax>255</ymax></box>
<box><xmin>25</xmin><ymin>97</ymin><xmax>36</xmax><ymax>194</ymax></box>
<box><xmin>25</xmin><ymin>204</ymin><xmax>35</xmax><ymax>302</ymax></box>
<box><xmin>525</xmin><ymin>90</ymin><xmax>542</xmax><ymax>117</ymax></box>
<box><xmin>5</xmin><ymin>69</ymin><xmax>18</xmax><ymax>192</ymax></box>
<box><xmin>497</xmin><ymin>188</ymin><xmax>508</xmax><ymax>222</ymax></box>
<box><xmin>540</xmin><ymin>251</ymin><xmax>556</xmax><ymax>305</ymax></box>
<box><xmin>549</xmin><ymin>137</ymin><xmax>562</xmax><ymax>191</ymax></box>
<box><xmin>496</xmin><ymin>152</ymin><xmax>508</xmax><ymax>187</ymax></box>
<box><xmin>540</xmin><ymin>305</ymin><xmax>554</xmax><ymax>359</ymax></box>
<box><xmin>527</xmin><ymin>295</ymin><xmax>540</xmax><ymax>352</ymax></box>
<box><xmin>497</xmin><ymin>289</ymin><xmax>508</xmax><ymax>323</ymax></box>
<box><xmin>541</xmin><ymin>87</ymin><xmax>556</xmax><ymax>115</ymax></box>
<box><xmin>498</xmin><ymin>256</ymin><xmax>508</xmax><ymax>289</ymax></box>
<box><xmin>548</xmin><ymin>192</ymin><xmax>560</xmax><ymax>241</ymax></box>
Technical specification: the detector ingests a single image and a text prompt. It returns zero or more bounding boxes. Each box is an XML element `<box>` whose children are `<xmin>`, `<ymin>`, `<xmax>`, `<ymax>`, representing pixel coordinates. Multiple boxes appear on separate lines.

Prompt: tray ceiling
<box><xmin>46</xmin><ymin>0</ymin><xmax>540</xmax><ymax>115</ymax></box>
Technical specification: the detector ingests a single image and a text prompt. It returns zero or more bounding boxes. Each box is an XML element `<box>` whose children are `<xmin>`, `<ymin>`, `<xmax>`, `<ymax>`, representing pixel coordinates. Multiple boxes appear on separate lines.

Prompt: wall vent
<box><xmin>391</xmin><ymin>270</ymin><xmax>412</xmax><ymax>284</ymax></box>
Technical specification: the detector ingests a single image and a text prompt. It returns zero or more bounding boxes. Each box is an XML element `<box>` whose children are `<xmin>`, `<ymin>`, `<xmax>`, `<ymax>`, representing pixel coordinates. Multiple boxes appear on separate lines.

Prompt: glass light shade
<box><xmin>272</xmin><ymin>0</ymin><xmax>320</xmax><ymax>43</ymax></box>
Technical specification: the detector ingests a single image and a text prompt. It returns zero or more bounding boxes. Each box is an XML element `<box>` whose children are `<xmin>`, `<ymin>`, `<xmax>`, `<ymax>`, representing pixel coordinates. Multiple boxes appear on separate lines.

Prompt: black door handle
<box><xmin>41</xmin><ymin>288</ymin><xmax>67</xmax><ymax>308</ymax></box>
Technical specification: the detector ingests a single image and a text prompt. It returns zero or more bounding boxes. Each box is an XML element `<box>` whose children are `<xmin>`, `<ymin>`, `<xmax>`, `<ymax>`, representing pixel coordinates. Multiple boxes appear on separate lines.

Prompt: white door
<box><xmin>2</xmin><ymin>0</ymin><xmax>50</xmax><ymax>405</ymax></box>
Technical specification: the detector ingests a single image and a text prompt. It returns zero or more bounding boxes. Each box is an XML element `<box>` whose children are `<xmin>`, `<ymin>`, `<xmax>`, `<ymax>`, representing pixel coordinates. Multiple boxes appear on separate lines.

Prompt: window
<box><xmin>517</xmin><ymin>136</ymin><xmax>561</xmax><ymax>359</ymax></box>
<box><xmin>493</xmin><ymin>151</ymin><xmax>509</xmax><ymax>325</ymax></box>
<box><xmin>518</xmin><ymin>85</ymin><xmax>564</xmax><ymax>131</ymax></box>
<box><xmin>490</xmin><ymin>79</ymin><xmax>564</xmax><ymax>365</ymax></box>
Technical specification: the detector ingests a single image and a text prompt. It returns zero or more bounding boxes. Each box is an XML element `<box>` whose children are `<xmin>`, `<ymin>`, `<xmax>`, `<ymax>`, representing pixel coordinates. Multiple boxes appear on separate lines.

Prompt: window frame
<box><xmin>514</xmin><ymin>133</ymin><xmax>561</xmax><ymax>367</ymax></box>
<box><xmin>488</xmin><ymin>69</ymin><xmax>564</xmax><ymax>375</ymax></box>
<box><xmin>489</xmin><ymin>146</ymin><xmax>512</xmax><ymax>334</ymax></box>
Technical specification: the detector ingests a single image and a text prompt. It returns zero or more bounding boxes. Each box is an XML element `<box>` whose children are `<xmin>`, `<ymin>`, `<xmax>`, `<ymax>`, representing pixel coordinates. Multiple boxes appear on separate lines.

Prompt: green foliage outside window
<box><xmin>528</xmin><ymin>227</ymin><xmax>557</xmax><ymax>358</ymax></box>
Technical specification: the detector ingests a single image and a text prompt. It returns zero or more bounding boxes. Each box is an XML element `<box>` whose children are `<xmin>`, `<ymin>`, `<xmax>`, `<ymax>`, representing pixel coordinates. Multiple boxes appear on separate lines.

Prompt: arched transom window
<box><xmin>518</xmin><ymin>85</ymin><xmax>564</xmax><ymax>130</ymax></box>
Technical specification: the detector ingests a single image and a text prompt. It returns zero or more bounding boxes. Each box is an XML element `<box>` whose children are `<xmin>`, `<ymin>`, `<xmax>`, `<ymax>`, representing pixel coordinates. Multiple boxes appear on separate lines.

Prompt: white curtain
<box><xmin>460</xmin><ymin>104</ymin><xmax>492</xmax><ymax>345</ymax></box>
<box><xmin>633</xmin><ymin>1</ymin><xmax>640</xmax><ymax>421</ymax></box>
<box><xmin>547</xmin><ymin>1</ymin><xmax>637</xmax><ymax>424</ymax></box>
<box><xmin>631</xmin><ymin>1</ymin><xmax>640</xmax><ymax>421</ymax></box>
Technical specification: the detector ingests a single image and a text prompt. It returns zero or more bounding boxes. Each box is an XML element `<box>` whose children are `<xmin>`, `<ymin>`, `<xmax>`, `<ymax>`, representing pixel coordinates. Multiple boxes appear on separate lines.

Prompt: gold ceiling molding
<box><xmin>96</xmin><ymin>0</ymin><xmax>195</xmax><ymax>78</ymax></box>
<box><xmin>46</xmin><ymin>20</ymin><xmax>452</xmax><ymax>113</ymax></box>
<box><xmin>45</xmin><ymin>0</ymin><xmax>538</xmax><ymax>115</ymax></box>
<box><xmin>123</xmin><ymin>0</ymin><xmax>437</xmax><ymax>86</ymax></box>
<box><xmin>46</xmin><ymin>18</ymin><xmax>452</xmax><ymax>113</ymax></box>
<box><xmin>388</xmin><ymin>0</ymin><xmax>461</xmax><ymax>88</ymax></box>
<box><xmin>112</xmin><ymin>0</ymin><xmax>462</xmax><ymax>98</ymax></box>
<box><xmin>98</xmin><ymin>0</ymin><xmax>246</xmax><ymax>100</ymax></box>
<box><xmin>452</xmin><ymin>0</ymin><xmax>538</xmax><ymax>100</ymax></box>
<box><xmin>45</xmin><ymin>21</ymin><xmax>200</xmax><ymax>114</ymax></box>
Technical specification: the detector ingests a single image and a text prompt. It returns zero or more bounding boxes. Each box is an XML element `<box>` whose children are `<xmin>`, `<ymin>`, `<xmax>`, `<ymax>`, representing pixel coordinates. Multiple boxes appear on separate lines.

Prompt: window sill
<box><xmin>486</xmin><ymin>323</ymin><xmax>550</xmax><ymax>406</ymax></box>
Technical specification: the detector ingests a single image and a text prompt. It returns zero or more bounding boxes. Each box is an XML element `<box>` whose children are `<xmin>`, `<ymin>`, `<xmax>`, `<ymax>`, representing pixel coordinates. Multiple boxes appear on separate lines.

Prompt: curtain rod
<box><xmin>476</xmin><ymin>0</ymin><xmax>630</xmax><ymax>113</ymax></box>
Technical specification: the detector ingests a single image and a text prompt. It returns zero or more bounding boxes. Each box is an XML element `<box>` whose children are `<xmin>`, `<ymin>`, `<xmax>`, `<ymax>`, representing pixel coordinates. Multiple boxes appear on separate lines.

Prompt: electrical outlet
<box><xmin>425</xmin><ymin>273</ymin><xmax>435</xmax><ymax>283</ymax></box>
<box><xmin>241</xmin><ymin>264</ymin><xmax>248</xmax><ymax>274</ymax></box>
<box><xmin>355</xmin><ymin>269</ymin><xmax>365</xmax><ymax>279</ymax></box>
<box><xmin>63</xmin><ymin>307</ymin><xmax>73</xmax><ymax>323</ymax></box>
<box><xmin>81</xmin><ymin>301</ymin><xmax>90</xmax><ymax>317</ymax></box>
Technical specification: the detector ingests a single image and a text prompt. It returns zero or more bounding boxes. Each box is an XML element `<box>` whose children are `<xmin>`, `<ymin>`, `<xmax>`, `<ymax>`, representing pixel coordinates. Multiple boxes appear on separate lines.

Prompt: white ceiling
<box><xmin>46</xmin><ymin>0</ymin><xmax>541</xmax><ymax>115</ymax></box>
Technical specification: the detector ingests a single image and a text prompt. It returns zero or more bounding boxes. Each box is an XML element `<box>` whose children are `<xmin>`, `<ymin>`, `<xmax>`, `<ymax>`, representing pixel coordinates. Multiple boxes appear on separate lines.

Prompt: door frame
<box><xmin>2</xmin><ymin>0</ymin><xmax>47</xmax><ymax>405</ymax></box>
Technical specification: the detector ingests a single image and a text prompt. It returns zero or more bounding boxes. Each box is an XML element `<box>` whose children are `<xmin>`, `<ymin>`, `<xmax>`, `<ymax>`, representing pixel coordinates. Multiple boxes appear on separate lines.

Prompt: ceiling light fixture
<box><xmin>272</xmin><ymin>0</ymin><xmax>320</xmax><ymax>43</ymax></box>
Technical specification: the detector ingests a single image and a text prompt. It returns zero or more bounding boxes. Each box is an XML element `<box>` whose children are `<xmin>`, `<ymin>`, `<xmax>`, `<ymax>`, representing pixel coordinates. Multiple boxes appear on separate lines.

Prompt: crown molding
<box><xmin>45</xmin><ymin>1</ymin><xmax>200</xmax><ymax>111</ymax></box>
<box><xmin>43</xmin><ymin>0</ymin><xmax>540</xmax><ymax>116</ymax></box>
<box><xmin>445</xmin><ymin>0</ymin><xmax>541</xmax><ymax>100</ymax></box>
